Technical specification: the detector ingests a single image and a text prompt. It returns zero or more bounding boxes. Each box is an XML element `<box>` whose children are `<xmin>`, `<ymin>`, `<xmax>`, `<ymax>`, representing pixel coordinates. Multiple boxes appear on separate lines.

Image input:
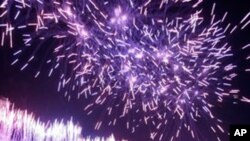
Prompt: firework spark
<box><xmin>0</xmin><ymin>97</ymin><xmax>116</xmax><ymax>141</ymax></box>
<box><xmin>0</xmin><ymin>0</ymin><xmax>250</xmax><ymax>140</ymax></box>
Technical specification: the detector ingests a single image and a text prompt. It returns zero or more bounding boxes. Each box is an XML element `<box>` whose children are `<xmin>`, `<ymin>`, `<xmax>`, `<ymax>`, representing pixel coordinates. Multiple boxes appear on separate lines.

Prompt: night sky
<box><xmin>0</xmin><ymin>0</ymin><xmax>250</xmax><ymax>141</ymax></box>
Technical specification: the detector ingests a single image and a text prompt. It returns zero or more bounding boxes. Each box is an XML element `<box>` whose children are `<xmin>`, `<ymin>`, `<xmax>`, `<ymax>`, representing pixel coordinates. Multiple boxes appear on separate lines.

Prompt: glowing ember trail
<box><xmin>0</xmin><ymin>98</ymin><xmax>116</xmax><ymax>141</ymax></box>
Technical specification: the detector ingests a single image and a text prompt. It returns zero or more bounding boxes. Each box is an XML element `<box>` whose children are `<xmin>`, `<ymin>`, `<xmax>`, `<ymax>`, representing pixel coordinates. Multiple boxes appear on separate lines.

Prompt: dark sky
<box><xmin>0</xmin><ymin>0</ymin><xmax>250</xmax><ymax>141</ymax></box>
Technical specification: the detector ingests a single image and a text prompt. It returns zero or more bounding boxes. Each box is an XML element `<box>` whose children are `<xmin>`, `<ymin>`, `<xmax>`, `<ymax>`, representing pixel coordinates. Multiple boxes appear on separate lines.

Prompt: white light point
<box><xmin>173</xmin><ymin>65</ymin><xmax>179</xmax><ymax>71</ymax></box>
<box><xmin>135</xmin><ymin>52</ymin><xmax>143</xmax><ymax>59</ymax></box>
<box><xmin>64</xmin><ymin>6</ymin><xmax>73</xmax><ymax>18</ymax></box>
<box><xmin>128</xmin><ymin>48</ymin><xmax>135</xmax><ymax>54</ymax></box>
<box><xmin>76</xmin><ymin>24</ymin><xmax>89</xmax><ymax>40</ymax></box>
<box><xmin>121</xmin><ymin>62</ymin><xmax>131</xmax><ymax>73</ymax></box>
<box><xmin>160</xmin><ymin>86</ymin><xmax>167</xmax><ymax>93</ymax></box>
<box><xmin>162</xmin><ymin>56</ymin><xmax>169</xmax><ymax>63</ymax></box>
<box><xmin>194</xmin><ymin>91</ymin><xmax>198</xmax><ymax>96</ymax></box>
<box><xmin>180</xmin><ymin>99</ymin><xmax>186</xmax><ymax>104</ymax></box>
<box><xmin>130</xmin><ymin>76</ymin><xmax>137</xmax><ymax>84</ymax></box>
<box><xmin>111</xmin><ymin>6</ymin><xmax>128</xmax><ymax>25</ymax></box>
<box><xmin>157</xmin><ymin>52</ymin><xmax>170</xmax><ymax>63</ymax></box>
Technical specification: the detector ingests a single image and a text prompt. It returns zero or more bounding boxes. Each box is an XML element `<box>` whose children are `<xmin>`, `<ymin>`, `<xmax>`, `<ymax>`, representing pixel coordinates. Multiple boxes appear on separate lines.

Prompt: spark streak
<box><xmin>0</xmin><ymin>98</ymin><xmax>116</xmax><ymax>141</ymax></box>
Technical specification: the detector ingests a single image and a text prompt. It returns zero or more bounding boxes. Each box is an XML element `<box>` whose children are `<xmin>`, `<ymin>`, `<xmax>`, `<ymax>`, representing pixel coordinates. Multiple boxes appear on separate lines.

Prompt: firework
<box><xmin>0</xmin><ymin>97</ymin><xmax>116</xmax><ymax>141</ymax></box>
<box><xmin>0</xmin><ymin>0</ymin><xmax>250</xmax><ymax>140</ymax></box>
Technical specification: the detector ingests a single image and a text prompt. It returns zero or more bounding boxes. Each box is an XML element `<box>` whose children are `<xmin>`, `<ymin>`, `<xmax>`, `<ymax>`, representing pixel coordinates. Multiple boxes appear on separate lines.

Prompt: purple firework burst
<box><xmin>1</xmin><ymin>0</ymin><xmax>250</xmax><ymax>140</ymax></box>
